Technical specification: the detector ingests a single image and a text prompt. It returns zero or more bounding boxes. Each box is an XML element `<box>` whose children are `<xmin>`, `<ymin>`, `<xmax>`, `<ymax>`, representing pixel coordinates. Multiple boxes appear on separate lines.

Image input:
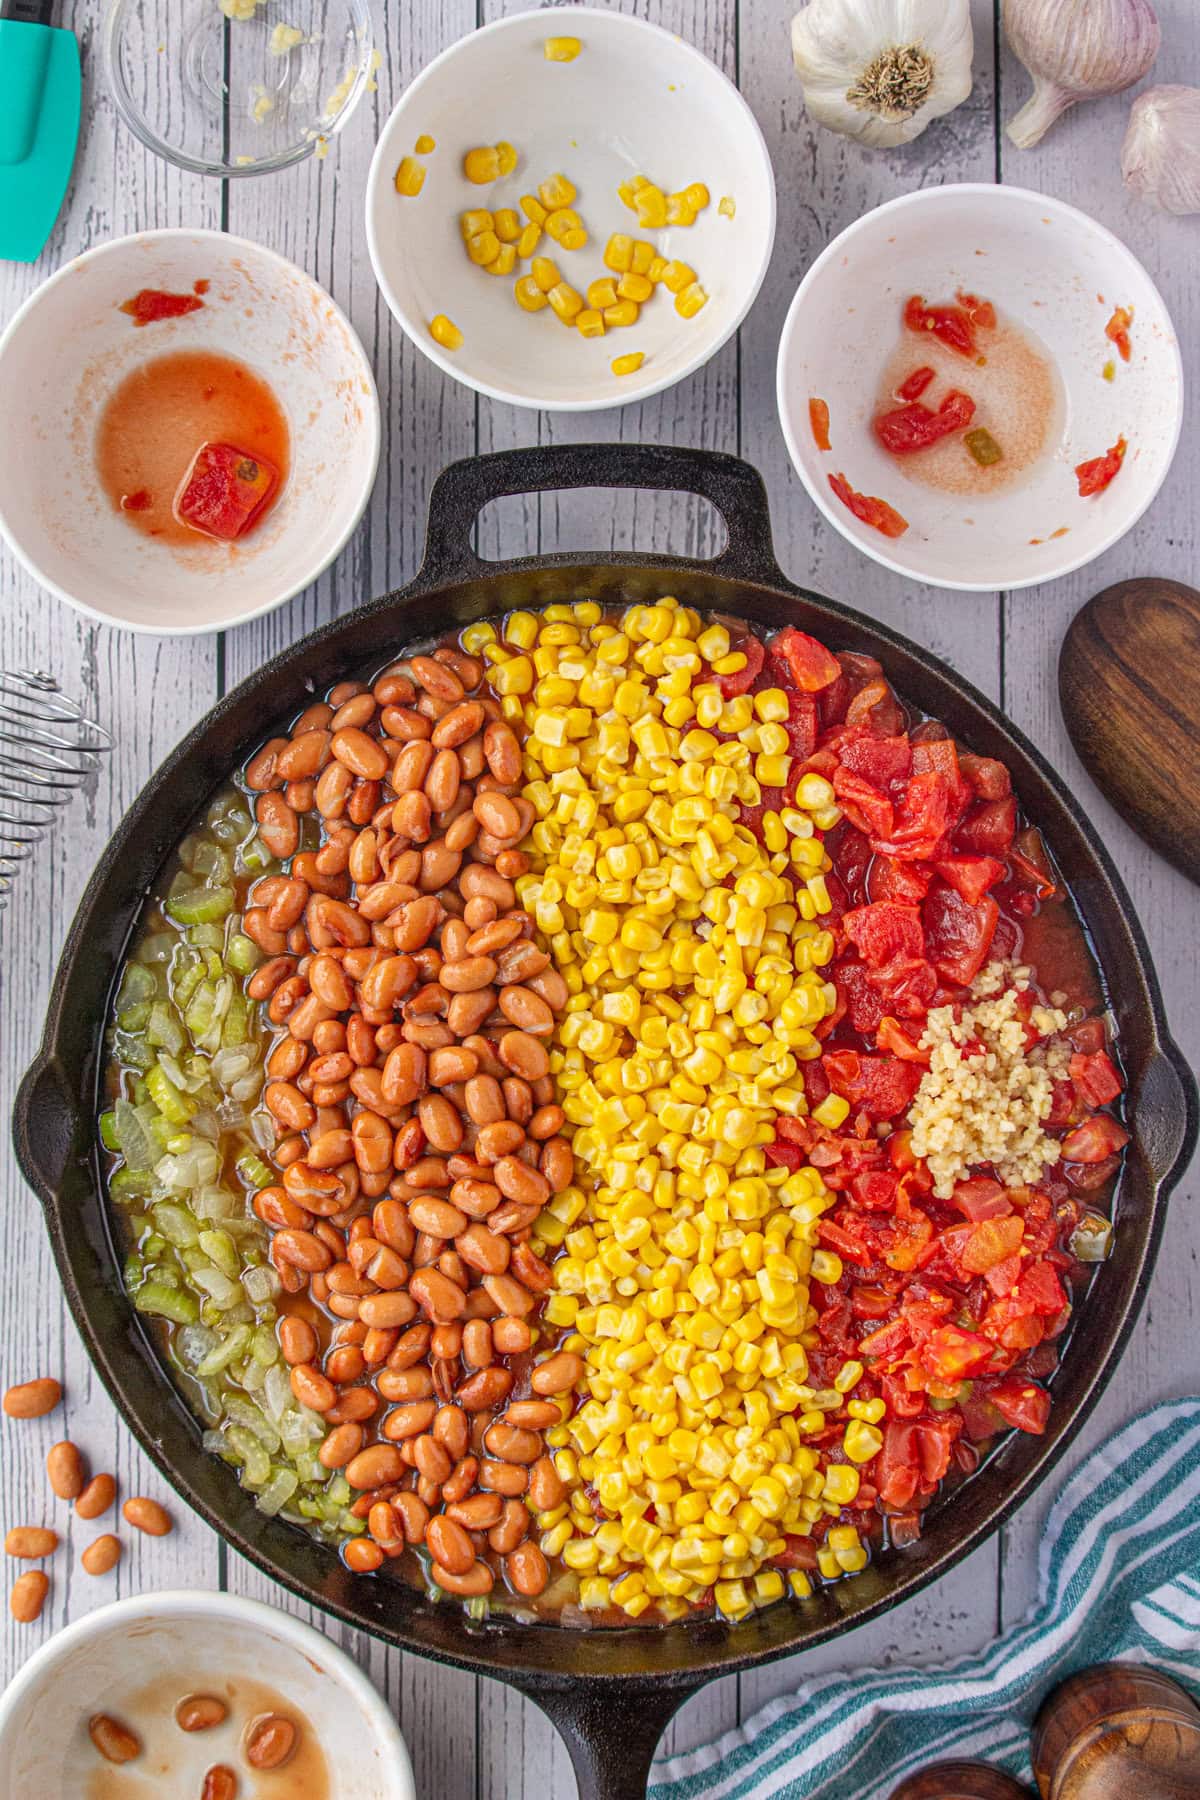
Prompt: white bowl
<box><xmin>776</xmin><ymin>185</ymin><xmax>1183</xmax><ymax>592</ymax></box>
<box><xmin>0</xmin><ymin>230</ymin><xmax>381</xmax><ymax>635</ymax></box>
<box><xmin>0</xmin><ymin>1591</ymin><xmax>413</xmax><ymax>1799</ymax></box>
<box><xmin>365</xmin><ymin>6</ymin><xmax>775</xmax><ymax>411</ymax></box>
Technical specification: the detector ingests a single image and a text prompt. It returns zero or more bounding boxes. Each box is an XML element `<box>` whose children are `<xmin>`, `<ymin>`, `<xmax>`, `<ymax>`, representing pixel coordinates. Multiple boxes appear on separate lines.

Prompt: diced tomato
<box><xmin>914</xmin><ymin>1416</ymin><xmax>960</xmax><ymax>1484</ymax></box>
<box><xmin>843</xmin><ymin>900</ymin><xmax>925</xmax><ymax>968</ymax></box>
<box><xmin>903</xmin><ymin>294</ymin><xmax>977</xmax><ymax>358</ymax></box>
<box><xmin>934</xmin><ymin>854</ymin><xmax>1006</xmax><ymax>906</ymax></box>
<box><xmin>884</xmin><ymin>1208</ymin><xmax>935</xmax><ymax>1270</ymax></box>
<box><xmin>923</xmin><ymin>883</ymin><xmax>999</xmax><ymax>986</ymax></box>
<box><xmin>960</xmin><ymin>1214</ymin><xmax>1025</xmax><ymax>1275</ymax></box>
<box><xmin>871</xmin><ymin>953</ymin><xmax>940</xmax><ymax>1018</ymax></box>
<box><xmin>876</xmin><ymin>1420</ymin><xmax>921</xmax><ymax>1509</ymax></box>
<box><xmin>829</xmin><ymin>472</ymin><xmax>909</xmax><ymax>539</ymax></box>
<box><xmin>956</xmin><ymin>291</ymin><xmax>997</xmax><ymax>331</ymax></box>
<box><xmin>876</xmin><ymin>1016</ymin><xmax>929</xmax><ymax>1063</ymax></box>
<box><xmin>851</xmin><ymin>1283</ymin><xmax>896</xmax><ymax>1320</ymax></box>
<box><xmin>921</xmin><ymin>1332</ymin><xmax>993</xmax><ymax>1382</ymax></box>
<box><xmin>823</xmin><ymin>1049</ymin><xmax>923</xmax><ymax>1120</ymax></box>
<box><xmin>955</xmin><ymin>797</ymin><xmax>1018</xmax><ymax>855</ymax></box>
<box><xmin>832</xmin><ymin>960</ymin><xmax>885</xmax><ymax>1035</ymax></box>
<box><xmin>877</xmin><ymin>770</ymin><xmax>962</xmax><ymax>860</ymax></box>
<box><xmin>951</xmin><ymin>1178</ymin><xmax>1011</xmax><ymax>1222</ymax></box>
<box><xmin>119</xmin><ymin>287</ymin><xmax>206</xmax><ymax>326</ymax></box>
<box><xmin>784</xmin><ymin>689</ymin><xmax>820</xmax><ymax>760</ymax></box>
<box><xmin>1065</xmin><ymin>1153</ymin><xmax>1123</xmax><ymax>1192</ymax></box>
<box><xmin>174</xmin><ymin>441</ymin><xmax>280</xmax><ymax>541</ymax></box>
<box><xmin>1045</xmin><ymin>1079</ymin><xmax>1077</xmax><ymax>1131</ymax></box>
<box><xmin>1069</xmin><ymin>1050</ymin><xmax>1123</xmax><ymax>1108</ymax></box>
<box><xmin>850</xmin><ymin>1169</ymin><xmax>901</xmax><ymax>1211</ymax></box>
<box><xmin>867</xmin><ymin>856</ymin><xmax>932</xmax><ymax>906</ymax></box>
<box><xmin>986</xmin><ymin>1377</ymin><xmax>1051</xmax><ymax>1435</ymax></box>
<box><xmin>1076</xmin><ymin>436</ymin><xmax>1127</xmax><ymax>498</ymax></box>
<box><xmin>1065</xmin><ymin>1016</ymin><xmax>1107</xmax><ymax>1055</ymax></box>
<box><xmin>839</xmin><ymin>732</ymin><xmax>913</xmax><ymax>789</ymax></box>
<box><xmin>897</xmin><ymin>365</ymin><xmax>936</xmax><ymax>401</ymax></box>
<box><xmin>765</xmin><ymin>1139</ymin><xmax>807</xmax><ymax>1171</ymax></box>
<box><xmin>772</xmin><ymin>1534</ymin><xmax>818</xmax><ymax>1571</ymax></box>
<box><xmin>717</xmin><ymin>633</ymin><xmax>765</xmax><ymax>697</ymax></box>
<box><xmin>889</xmin><ymin>1511</ymin><xmax>923</xmax><ymax>1546</ymax></box>
<box><xmin>958</xmin><ymin>752</ymin><xmax>1012</xmax><ymax>801</ymax></box>
<box><xmin>874</xmin><ymin>390</ymin><xmax>976</xmax><ymax>456</ymax></box>
<box><xmin>1061</xmin><ymin>1114</ymin><xmax>1130</xmax><ymax>1163</ymax></box>
<box><xmin>809</xmin><ymin>396</ymin><xmax>832</xmax><ymax>452</ymax></box>
<box><xmin>817</xmin><ymin>1217</ymin><xmax>875</xmax><ymax>1267</ymax></box>
<box><xmin>1016</xmin><ymin>1261</ymin><xmax>1067</xmax><ymax>1316</ymax></box>
<box><xmin>833</xmin><ymin>768</ymin><xmax>894</xmax><ymax>839</ymax></box>
<box><xmin>910</xmin><ymin>736</ymin><xmax>962</xmax><ymax>784</ymax></box>
<box><xmin>772</xmin><ymin>627</ymin><xmax>842</xmax><ymax>693</ymax></box>
<box><xmin>1105</xmin><ymin>305</ymin><xmax>1133</xmax><ymax>363</ymax></box>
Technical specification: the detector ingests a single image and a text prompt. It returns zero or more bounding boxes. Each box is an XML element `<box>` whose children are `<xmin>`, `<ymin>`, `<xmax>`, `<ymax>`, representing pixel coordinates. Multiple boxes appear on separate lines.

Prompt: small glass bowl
<box><xmin>104</xmin><ymin>0</ymin><xmax>374</xmax><ymax>179</ymax></box>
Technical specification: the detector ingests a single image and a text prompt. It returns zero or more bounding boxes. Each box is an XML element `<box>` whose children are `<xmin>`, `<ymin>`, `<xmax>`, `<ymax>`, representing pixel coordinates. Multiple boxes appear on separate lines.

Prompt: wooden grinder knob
<box><xmin>1032</xmin><ymin>1663</ymin><xmax>1200</xmax><ymax>1799</ymax></box>
<box><xmin>890</xmin><ymin>1763</ymin><xmax>1035</xmax><ymax>1799</ymax></box>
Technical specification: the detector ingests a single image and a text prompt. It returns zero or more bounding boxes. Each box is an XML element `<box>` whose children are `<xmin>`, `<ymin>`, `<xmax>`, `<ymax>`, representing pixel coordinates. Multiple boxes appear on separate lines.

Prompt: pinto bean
<box><xmin>483</xmin><ymin>719</ymin><xmax>522</xmax><ymax>784</ymax></box>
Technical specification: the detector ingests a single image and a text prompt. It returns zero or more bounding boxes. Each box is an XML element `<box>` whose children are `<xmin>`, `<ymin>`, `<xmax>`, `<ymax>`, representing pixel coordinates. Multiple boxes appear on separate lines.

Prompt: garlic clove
<box><xmin>1122</xmin><ymin>85</ymin><xmax>1200</xmax><ymax>214</ymax></box>
<box><xmin>791</xmin><ymin>0</ymin><xmax>974</xmax><ymax>150</ymax></box>
<box><xmin>1004</xmin><ymin>0</ymin><xmax>1161</xmax><ymax>150</ymax></box>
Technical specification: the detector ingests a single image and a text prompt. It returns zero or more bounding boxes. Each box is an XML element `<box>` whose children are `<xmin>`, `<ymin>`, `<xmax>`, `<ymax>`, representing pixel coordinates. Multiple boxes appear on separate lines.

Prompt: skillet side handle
<box><xmin>1134</xmin><ymin>1041</ymin><xmax>1198</xmax><ymax>1192</ymax></box>
<box><xmin>512</xmin><ymin>1675</ymin><xmax>705</xmax><ymax>1800</ymax></box>
<box><xmin>12</xmin><ymin>1056</ymin><xmax>79</xmax><ymax>1210</ymax></box>
<box><xmin>414</xmin><ymin>443</ymin><xmax>787</xmax><ymax>592</ymax></box>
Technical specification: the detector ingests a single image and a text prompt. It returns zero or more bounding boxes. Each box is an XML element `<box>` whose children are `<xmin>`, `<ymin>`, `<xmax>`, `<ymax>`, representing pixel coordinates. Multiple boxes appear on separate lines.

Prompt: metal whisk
<box><xmin>0</xmin><ymin>672</ymin><xmax>113</xmax><ymax>914</ymax></box>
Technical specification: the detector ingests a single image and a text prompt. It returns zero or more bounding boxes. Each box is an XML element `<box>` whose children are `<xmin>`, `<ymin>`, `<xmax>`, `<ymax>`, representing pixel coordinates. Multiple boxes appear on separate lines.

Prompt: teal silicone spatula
<box><xmin>0</xmin><ymin>0</ymin><xmax>81</xmax><ymax>263</ymax></box>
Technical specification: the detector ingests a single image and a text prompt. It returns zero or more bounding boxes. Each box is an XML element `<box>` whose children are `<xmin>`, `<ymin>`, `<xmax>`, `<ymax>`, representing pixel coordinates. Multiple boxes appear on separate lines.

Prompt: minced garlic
<box><xmin>908</xmin><ymin>963</ymin><xmax>1069</xmax><ymax>1199</ymax></box>
<box><xmin>269</xmin><ymin>22</ymin><xmax>305</xmax><ymax>53</ymax></box>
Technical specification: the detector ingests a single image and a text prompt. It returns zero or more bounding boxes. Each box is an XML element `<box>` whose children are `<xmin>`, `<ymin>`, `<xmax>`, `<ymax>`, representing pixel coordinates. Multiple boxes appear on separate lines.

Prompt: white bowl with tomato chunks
<box><xmin>777</xmin><ymin>184</ymin><xmax>1182</xmax><ymax>591</ymax></box>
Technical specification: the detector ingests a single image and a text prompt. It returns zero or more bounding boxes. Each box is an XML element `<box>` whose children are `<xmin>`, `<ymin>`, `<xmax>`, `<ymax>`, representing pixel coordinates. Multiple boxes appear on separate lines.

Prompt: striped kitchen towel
<box><xmin>649</xmin><ymin>1397</ymin><xmax>1200</xmax><ymax>1800</ymax></box>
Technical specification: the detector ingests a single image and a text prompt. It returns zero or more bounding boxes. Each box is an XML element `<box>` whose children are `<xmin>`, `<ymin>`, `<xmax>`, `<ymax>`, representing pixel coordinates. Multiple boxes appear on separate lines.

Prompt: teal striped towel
<box><xmin>650</xmin><ymin>1397</ymin><xmax>1200</xmax><ymax>1800</ymax></box>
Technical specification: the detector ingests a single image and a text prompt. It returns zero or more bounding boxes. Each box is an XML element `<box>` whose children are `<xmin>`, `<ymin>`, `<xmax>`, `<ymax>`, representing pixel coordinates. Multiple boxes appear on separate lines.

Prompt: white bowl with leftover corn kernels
<box><xmin>0</xmin><ymin>1592</ymin><xmax>414</xmax><ymax>1798</ymax></box>
<box><xmin>365</xmin><ymin>7</ymin><xmax>776</xmax><ymax>411</ymax></box>
<box><xmin>776</xmin><ymin>185</ymin><xmax>1183</xmax><ymax>592</ymax></box>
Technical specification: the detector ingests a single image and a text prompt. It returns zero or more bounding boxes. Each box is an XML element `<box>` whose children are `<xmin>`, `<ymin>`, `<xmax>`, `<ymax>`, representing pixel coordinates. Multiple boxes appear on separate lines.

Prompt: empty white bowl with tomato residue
<box><xmin>365</xmin><ymin>6</ymin><xmax>776</xmax><ymax>411</ymax></box>
<box><xmin>776</xmin><ymin>184</ymin><xmax>1183</xmax><ymax>592</ymax></box>
<box><xmin>0</xmin><ymin>229</ymin><xmax>380</xmax><ymax>635</ymax></box>
<box><xmin>0</xmin><ymin>1590</ymin><xmax>414</xmax><ymax>1797</ymax></box>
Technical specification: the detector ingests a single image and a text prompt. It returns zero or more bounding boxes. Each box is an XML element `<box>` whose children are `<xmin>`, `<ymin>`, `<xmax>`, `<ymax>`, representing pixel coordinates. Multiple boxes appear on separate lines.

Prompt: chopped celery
<box><xmin>170</xmin><ymin>951</ymin><xmax>206</xmax><ymax>1008</ymax></box>
<box><xmin>113</xmin><ymin>1098</ymin><xmax>156</xmax><ymax>1170</ymax></box>
<box><xmin>153</xmin><ymin>1202</ymin><xmax>201</xmax><ymax>1247</ymax></box>
<box><xmin>236</xmin><ymin>1150</ymin><xmax>273</xmax><ymax>1191</ymax></box>
<box><xmin>98</xmin><ymin>1110</ymin><xmax>120</xmax><ymax>1152</ymax></box>
<box><xmin>194</xmin><ymin>1322</ymin><xmax>252</xmax><ymax>1378</ymax></box>
<box><xmin>146</xmin><ymin>1002</ymin><xmax>185</xmax><ymax>1053</ymax></box>
<box><xmin>226</xmin><ymin>933</ymin><xmax>261</xmax><ymax>975</ymax></box>
<box><xmin>118</xmin><ymin>1000</ymin><xmax>153</xmax><ymax>1033</ymax></box>
<box><xmin>146</xmin><ymin>1063</ymin><xmax>195</xmax><ymax>1124</ymax></box>
<box><xmin>113</xmin><ymin>1030</ymin><xmax>155</xmax><ymax>1074</ymax></box>
<box><xmin>109</xmin><ymin>1165</ymin><xmax>155</xmax><ymax>1203</ymax></box>
<box><xmin>117</xmin><ymin>962</ymin><xmax>158</xmax><ymax>1008</ymax></box>
<box><xmin>134</xmin><ymin>1282</ymin><xmax>200</xmax><ymax>1326</ymax></box>
<box><xmin>199</xmin><ymin>1229</ymin><xmax>240</xmax><ymax>1282</ymax></box>
<box><xmin>166</xmin><ymin>885</ymin><xmax>235</xmax><ymax>925</ymax></box>
<box><xmin>188</xmin><ymin>922</ymin><xmax>225</xmax><ymax>951</ymax></box>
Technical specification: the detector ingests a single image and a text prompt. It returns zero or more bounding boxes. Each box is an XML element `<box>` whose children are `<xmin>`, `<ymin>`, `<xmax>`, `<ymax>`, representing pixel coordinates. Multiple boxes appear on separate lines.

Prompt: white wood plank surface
<box><xmin>0</xmin><ymin>2</ymin><xmax>1195</xmax><ymax>1796</ymax></box>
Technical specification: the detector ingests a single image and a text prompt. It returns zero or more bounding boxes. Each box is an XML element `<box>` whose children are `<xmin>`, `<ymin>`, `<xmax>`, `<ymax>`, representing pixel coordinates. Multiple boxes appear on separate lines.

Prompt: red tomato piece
<box><xmin>920</xmin><ymin>1324</ymin><xmax>995</xmax><ymax>1383</ymax></box>
<box><xmin>986</xmin><ymin>1377</ymin><xmax>1051</xmax><ymax>1435</ymax></box>
<box><xmin>839</xmin><ymin>732</ymin><xmax>913</xmax><ymax>789</ymax></box>
<box><xmin>897</xmin><ymin>365</ymin><xmax>936</xmax><ymax>401</ymax></box>
<box><xmin>716</xmin><ymin>633</ymin><xmax>765</xmax><ymax>697</ymax></box>
<box><xmin>809</xmin><ymin>396</ymin><xmax>832</xmax><ymax>452</ymax></box>
<box><xmin>867</xmin><ymin>856</ymin><xmax>932</xmax><ymax>906</ymax></box>
<box><xmin>771</xmin><ymin>626</ymin><xmax>842</xmax><ymax>693</ymax></box>
<box><xmin>833</xmin><ymin>960</ymin><xmax>886</xmax><ymax>1035</ymax></box>
<box><xmin>1061</xmin><ymin>1114</ymin><xmax>1131</xmax><ymax>1163</ymax></box>
<box><xmin>829</xmin><ymin>472</ymin><xmax>909</xmax><ymax>539</ymax></box>
<box><xmin>1069</xmin><ymin>1049</ymin><xmax>1123</xmax><ymax>1108</ymax></box>
<box><xmin>833</xmin><ymin>768</ymin><xmax>895</xmax><ymax>840</ymax></box>
<box><xmin>876</xmin><ymin>1016</ymin><xmax>929</xmax><ymax>1063</ymax></box>
<box><xmin>923</xmin><ymin>883</ymin><xmax>999</xmax><ymax>986</ymax></box>
<box><xmin>952</xmin><ymin>1178</ymin><xmax>1011</xmax><ymax>1222</ymax></box>
<box><xmin>933</xmin><ymin>854</ymin><xmax>1006</xmax><ymax>906</ymax></box>
<box><xmin>823</xmin><ymin>1050</ymin><xmax>923</xmax><ymax>1120</ymax></box>
<box><xmin>956</xmin><ymin>291</ymin><xmax>997</xmax><ymax>331</ymax></box>
<box><xmin>874</xmin><ymin>390</ymin><xmax>976</xmax><ymax>456</ymax></box>
<box><xmin>955</xmin><ymin>796</ymin><xmax>1018</xmax><ymax>855</ymax></box>
<box><xmin>1105</xmin><ymin>305</ymin><xmax>1133</xmax><ymax>362</ymax></box>
<box><xmin>877</xmin><ymin>770</ymin><xmax>961</xmax><ymax>861</ymax></box>
<box><xmin>958</xmin><ymin>752</ymin><xmax>1012</xmax><ymax>801</ymax></box>
<box><xmin>119</xmin><ymin>287</ymin><xmax>206</xmax><ymax>326</ymax></box>
<box><xmin>849</xmin><ymin>1168</ymin><xmax>902</xmax><ymax>1210</ymax></box>
<box><xmin>903</xmin><ymin>294</ymin><xmax>977</xmax><ymax>358</ymax></box>
<box><xmin>960</xmin><ymin>1214</ymin><xmax>1025</xmax><ymax>1275</ymax></box>
<box><xmin>843</xmin><ymin>901</ymin><xmax>925</xmax><ymax>969</ymax></box>
<box><xmin>876</xmin><ymin>1421</ymin><xmax>921</xmax><ymax>1510</ymax></box>
<box><xmin>1076</xmin><ymin>436</ymin><xmax>1127</xmax><ymax>498</ymax></box>
<box><xmin>764</xmin><ymin>1139</ymin><xmax>807</xmax><ymax>1171</ymax></box>
<box><xmin>174</xmin><ymin>442</ymin><xmax>280</xmax><ymax>541</ymax></box>
<box><xmin>783</xmin><ymin>689</ymin><xmax>820</xmax><ymax>760</ymax></box>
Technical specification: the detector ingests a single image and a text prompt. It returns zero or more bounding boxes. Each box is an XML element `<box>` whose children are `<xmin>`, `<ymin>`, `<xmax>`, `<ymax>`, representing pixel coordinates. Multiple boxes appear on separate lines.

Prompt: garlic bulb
<box><xmin>1004</xmin><ymin>0</ymin><xmax>1160</xmax><ymax>150</ymax></box>
<box><xmin>790</xmin><ymin>0</ymin><xmax>974</xmax><ymax>150</ymax></box>
<box><xmin>1122</xmin><ymin>85</ymin><xmax>1200</xmax><ymax>214</ymax></box>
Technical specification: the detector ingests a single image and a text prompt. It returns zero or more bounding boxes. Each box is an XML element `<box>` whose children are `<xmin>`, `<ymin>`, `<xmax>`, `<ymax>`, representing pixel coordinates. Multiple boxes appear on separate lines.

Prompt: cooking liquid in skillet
<box><xmin>100</xmin><ymin>615</ymin><xmax>1121</xmax><ymax>1628</ymax></box>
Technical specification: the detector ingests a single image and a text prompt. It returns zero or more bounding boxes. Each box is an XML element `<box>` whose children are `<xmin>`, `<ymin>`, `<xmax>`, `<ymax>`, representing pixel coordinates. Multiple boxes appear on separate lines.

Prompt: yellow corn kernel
<box><xmin>497</xmin><ymin>141</ymin><xmax>518</xmax><ymax>175</ymax></box>
<box><xmin>544</xmin><ymin>35</ymin><xmax>582</xmax><ymax>60</ymax></box>
<box><xmin>463</xmin><ymin>145</ymin><xmax>501</xmax><ymax>184</ymax></box>
<box><xmin>576</xmin><ymin>308</ymin><xmax>605</xmax><ymax>339</ymax></box>
<box><xmin>718</xmin><ymin>194</ymin><xmax>736</xmax><ymax>219</ymax></box>
<box><xmin>531</xmin><ymin>256</ymin><xmax>560</xmax><ymax>293</ymax></box>
<box><xmin>612</xmin><ymin>352</ymin><xmax>645</xmax><ymax>377</ymax></box>
<box><xmin>414</xmin><ymin>133</ymin><xmax>436</xmax><ymax>154</ymax></box>
<box><xmin>514</xmin><ymin>275</ymin><xmax>549</xmax><ymax>313</ymax></box>
<box><xmin>630</xmin><ymin>240</ymin><xmax>655</xmax><ymax>276</ymax></box>
<box><xmin>617</xmin><ymin>272</ymin><xmax>653</xmax><ymax>304</ymax></box>
<box><xmin>467</xmin><ymin>229</ymin><xmax>501</xmax><ymax>266</ymax></box>
<box><xmin>517</xmin><ymin>222</ymin><xmax>542</xmax><ymax>258</ymax></box>
<box><xmin>633</xmin><ymin>184</ymin><xmax>667</xmax><ymax>228</ymax></box>
<box><xmin>487</xmin><ymin>243</ymin><xmax>517</xmax><ymax>276</ymax></box>
<box><xmin>549</xmin><ymin>281</ymin><xmax>584</xmax><ymax>323</ymax></box>
<box><xmin>394</xmin><ymin>156</ymin><xmax>425</xmax><ymax>196</ymax></box>
<box><xmin>661</xmin><ymin>260</ymin><xmax>696</xmax><ymax>295</ymax></box>
<box><xmin>545</xmin><ymin>207</ymin><xmax>584</xmax><ymax>244</ymax></box>
<box><xmin>843</xmin><ymin>1421</ymin><xmax>884</xmax><ymax>1465</ymax></box>
<box><xmin>561</xmin><ymin>228</ymin><xmax>588</xmax><ymax>252</ymax></box>
<box><xmin>521</xmin><ymin>194</ymin><xmax>547</xmax><ymax>225</ymax></box>
<box><xmin>493</xmin><ymin>207</ymin><xmax>521</xmax><ymax>242</ymax></box>
<box><xmin>823</xmin><ymin>1464</ymin><xmax>861</xmax><ymax>1506</ymax></box>
<box><xmin>811</xmin><ymin>1091</ymin><xmax>849</xmax><ymax>1129</ymax></box>
<box><xmin>604</xmin><ymin>300</ymin><xmax>639</xmax><ymax>328</ymax></box>
<box><xmin>604</xmin><ymin>233</ymin><xmax>634</xmax><ymax>274</ymax></box>
<box><xmin>460</xmin><ymin>208</ymin><xmax>494</xmax><ymax>239</ymax></box>
<box><xmin>429</xmin><ymin>314</ymin><xmax>463</xmax><ymax>351</ymax></box>
<box><xmin>648</xmin><ymin>256</ymin><xmax>668</xmax><ymax>283</ymax></box>
<box><xmin>685</xmin><ymin>182</ymin><xmax>710</xmax><ymax>211</ymax></box>
<box><xmin>834</xmin><ymin>1360</ymin><xmax>864</xmax><ymax>1394</ymax></box>
<box><xmin>675</xmin><ymin>282</ymin><xmax>709</xmax><ymax>319</ymax></box>
<box><xmin>587</xmin><ymin>278</ymin><xmax>618</xmax><ymax>310</ymax></box>
<box><xmin>539</xmin><ymin>172</ymin><xmax>576</xmax><ymax>210</ymax></box>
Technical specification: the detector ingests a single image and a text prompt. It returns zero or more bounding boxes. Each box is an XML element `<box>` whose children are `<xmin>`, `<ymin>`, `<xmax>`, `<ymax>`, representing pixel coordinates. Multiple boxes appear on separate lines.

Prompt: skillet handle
<box><xmin>12</xmin><ymin>1055</ymin><xmax>78</xmax><ymax>1209</ymax></box>
<box><xmin>511</xmin><ymin>1675</ymin><xmax>705</xmax><ymax>1800</ymax></box>
<box><xmin>415</xmin><ymin>443</ymin><xmax>787</xmax><ymax>591</ymax></box>
<box><xmin>1133</xmin><ymin>1040</ymin><xmax>1198</xmax><ymax>1192</ymax></box>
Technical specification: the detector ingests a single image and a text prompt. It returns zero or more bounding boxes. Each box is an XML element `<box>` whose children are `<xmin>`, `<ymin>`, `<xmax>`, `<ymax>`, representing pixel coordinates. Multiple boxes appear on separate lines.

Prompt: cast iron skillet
<box><xmin>13</xmin><ymin>445</ymin><xmax>1196</xmax><ymax>1800</ymax></box>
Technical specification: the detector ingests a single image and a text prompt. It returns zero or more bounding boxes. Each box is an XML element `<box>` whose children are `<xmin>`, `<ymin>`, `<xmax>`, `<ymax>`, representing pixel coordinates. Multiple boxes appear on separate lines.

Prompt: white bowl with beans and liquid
<box><xmin>0</xmin><ymin>1591</ymin><xmax>414</xmax><ymax>1798</ymax></box>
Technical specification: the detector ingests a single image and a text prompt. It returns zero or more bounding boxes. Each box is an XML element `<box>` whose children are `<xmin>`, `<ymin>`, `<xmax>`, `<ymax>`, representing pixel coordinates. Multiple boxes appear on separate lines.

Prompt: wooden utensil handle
<box><xmin>1033</xmin><ymin>1663</ymin><xmax>1200</xmax><ymax>1798</ymax></box>
<box><xmin>889</xmin><ymin>1762</ymin><xmax>1035</xmax><ymax>1799</ymax></box>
